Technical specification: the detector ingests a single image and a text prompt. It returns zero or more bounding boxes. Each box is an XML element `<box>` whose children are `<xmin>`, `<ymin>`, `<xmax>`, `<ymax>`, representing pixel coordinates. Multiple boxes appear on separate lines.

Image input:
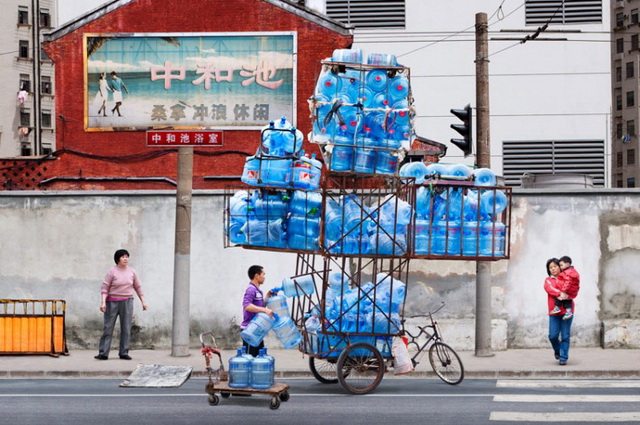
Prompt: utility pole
<box><xmin>474</xmin><ymin>11</ymin><xmax>493</xmax><ymax>357</ymax></box>
<box><xmin>172</xmin><ymin>147</ymin><xmax>193</xmax><ymax>356</ymax></box>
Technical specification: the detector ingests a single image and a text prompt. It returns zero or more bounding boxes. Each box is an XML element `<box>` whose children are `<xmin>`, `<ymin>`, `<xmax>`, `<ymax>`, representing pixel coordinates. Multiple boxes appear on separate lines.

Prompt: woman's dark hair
<box><xmin>114</xmin><ymin>249</ymin><xmax>130</xmax><ymax>264</ymax></box>
<box><xmin>546</xmin><ymin>258</ymin><xmax>560</xmax><ymax>276</ymax></box>
<box><xmin>248</xmin><ymin>265</ymin><xmax>263</xmax><ymax>280</ymax></box>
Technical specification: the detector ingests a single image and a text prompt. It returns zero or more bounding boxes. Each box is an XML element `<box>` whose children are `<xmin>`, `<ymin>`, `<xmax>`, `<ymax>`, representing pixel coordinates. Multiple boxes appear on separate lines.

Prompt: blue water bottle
<box><xmin>228</xmin><ymin>348</ymin><xmax>252</xmax><ymax>388</ymax></box>
<box><xmin>250</xmin><ymin>349</ymin><xmax>272</xmax><ymax>389</ymax></box>
<box><xmin>366</xmin><ymin>69</ymin><xmax>388</xmax><ymax>92</ymax></box>
<box><xmin>473</xmin><ymin>168</ymin><xmax>497</xmax><ymax>186</ymax></box>
<box><xmin>388</xmin><ymin>75</ymin><xmax>409</xmax><ymax>104</ymax></box>
<box><xmin>462</xmin><ymin>221</ymin><xmax>480</xmax><ymax>256</ymax></box>
<box><xmin>263</xmin><ymin>348</ymin><xmax>275</xmax><ymax>385</ymax></box>
<box><xmin>317</xmin><ymin>72</ymin><xmax>342</xmax><ymax>99</ymax></box>
<box><xmin>240</xmin><ymin>312</ymin><xmax>276</xmax><ymax>347</ymax></box>
<box><xmin>446</xmin><ymin>220</ymin><xmax>462</xmax><ymax>255</ymax></box>
<box><xmin>241</xmin><ymin>157</ymin><xmax>262</xmax><ymax>186</ymax></box>
<box><xmin>266</xmin><ymin>293</ymin><xmax>290</xmax><ymax>319</ymax></box>
<box><xmin>414</xmin><ymin>218</ymin><xmax>431</xmax><ymax>255</ymax></box>
<box><xmin>278</xmin><ymin>275</ymin><xmax>316</xmax><ymax>297</ymax></box>
<box><xmin>273</xmin><ymin>314</ymin><xmax>302</xmax><ymax>349</ymax></box>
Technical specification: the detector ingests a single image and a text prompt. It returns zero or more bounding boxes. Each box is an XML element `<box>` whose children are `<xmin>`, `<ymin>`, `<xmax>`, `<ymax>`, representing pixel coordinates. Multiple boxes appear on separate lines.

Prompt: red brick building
<box><xmin>1</xmin><ymin>0</ymin><xmax>352</xmax><ymax>190</ymax></box>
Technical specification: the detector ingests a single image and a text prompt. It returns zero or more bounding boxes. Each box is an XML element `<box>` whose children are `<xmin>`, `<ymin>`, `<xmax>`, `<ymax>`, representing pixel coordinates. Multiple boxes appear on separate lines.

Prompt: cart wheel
<box><xmin>269</xmin><ymin>396</ymin><xmax>281</xmax><ymax>410</ymax></box>
<box><xmin>309</xmin><ymin>357</ymin><xmax>340</xmax><ymax>384</ymax></box>
<box><xmin>336</xmin><ymin>342</ymin><xmax>384</xmax><ymax>395</ymax></box>
<box><xmin>428</xmin><ymin>341</ymin><xmax>464</xmax><ymax>385</ymax></box>
<box><xmin>220</xmin><ymin>392</ymin><xmax>231</xmax><ymax>399</ymax></box>
<box><xmin>279</xmin><ymin>390</ymin><xmax>290</xmax><ymax>402</ymax></box>
<box><xmin>208</xmin><ymin>394</ymin><xmax>219</xmax><ymax>406</ymax></box>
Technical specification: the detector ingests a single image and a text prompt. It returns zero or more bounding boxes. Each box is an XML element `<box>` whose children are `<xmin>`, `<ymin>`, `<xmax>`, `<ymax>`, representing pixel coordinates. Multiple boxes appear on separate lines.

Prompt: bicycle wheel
<box><xmin>337</xmin><ymin>343</ymin><xmax>384</xmax><ymax>395</ymax></box>
<box><xmin>309</xmin><ymin>356</ymin><xmax>339</xmax><ymax>384</ymax></box>
<box><xmin>428</xmin><ymin>341</ymin><xmax>464</xmax><ymax>385</ymax></box>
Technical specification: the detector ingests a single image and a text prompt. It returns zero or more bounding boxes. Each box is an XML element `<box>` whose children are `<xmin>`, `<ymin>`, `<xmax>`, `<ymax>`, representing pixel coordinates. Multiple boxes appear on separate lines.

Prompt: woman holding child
<box><xmin>543</xmin><ymin>256</ymin><xmax>580</xmax><ymax>366</ymax></box>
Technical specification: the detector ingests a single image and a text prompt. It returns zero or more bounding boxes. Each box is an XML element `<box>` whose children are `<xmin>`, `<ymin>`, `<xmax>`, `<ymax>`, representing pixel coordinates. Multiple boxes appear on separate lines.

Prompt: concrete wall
<box><xmin>1</xmin><ymin>188</ymin><xmax>639</xmax><ymax>350</ymax></box>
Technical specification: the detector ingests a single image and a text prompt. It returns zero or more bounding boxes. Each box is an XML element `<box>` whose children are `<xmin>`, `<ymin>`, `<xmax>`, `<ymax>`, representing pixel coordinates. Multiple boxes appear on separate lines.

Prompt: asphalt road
<box><xmin>1</xmin><ymin>378</ymin><xmax>639</xmax><ymax>425</ymax></box>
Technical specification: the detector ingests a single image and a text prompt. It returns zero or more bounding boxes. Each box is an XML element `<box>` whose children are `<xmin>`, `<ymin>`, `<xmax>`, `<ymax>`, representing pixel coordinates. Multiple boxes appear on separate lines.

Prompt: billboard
<box><xmin>84</xmin><ymin>33</ymin><xmax>296</xmax><ymax>131</ymax></box>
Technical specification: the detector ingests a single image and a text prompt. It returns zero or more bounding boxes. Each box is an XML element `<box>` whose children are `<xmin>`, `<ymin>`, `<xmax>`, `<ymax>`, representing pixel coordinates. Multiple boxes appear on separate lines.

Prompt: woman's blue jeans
<box><xmin>549</xmin><ymin>315</ymin><xmax>573</xmax><ymax>362</ymax></box>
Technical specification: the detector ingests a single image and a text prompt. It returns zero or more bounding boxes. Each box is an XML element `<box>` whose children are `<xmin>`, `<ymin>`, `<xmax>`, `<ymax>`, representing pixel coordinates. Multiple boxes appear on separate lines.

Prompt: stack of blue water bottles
<box><xmin>226</xmin><ymin>189</ymin><xmax>323</xmax><ymax>252</ymax></box>
<box><xmin>405</xmin><ymin>163</ymin><xmax>508</xmax><ymax>257</ymax></box>
<box><xmin>310</xmin><ymin>49</ymin><xmax>412</xmax><ymax>175</ymax></box>
<box><xmin>228</xmin><ymin>346</ymin><xmax>275</xmax><ymax>390</ymax></box>
<box><xmin>242</xmin><ymin>117</ymin><xmax>322</xmax><ymax>189</ymax></box>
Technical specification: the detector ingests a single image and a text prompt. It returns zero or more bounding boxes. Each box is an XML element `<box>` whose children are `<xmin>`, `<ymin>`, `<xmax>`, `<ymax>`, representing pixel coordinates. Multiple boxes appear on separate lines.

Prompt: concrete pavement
<box><xmin>1</xmin><ymin>347</ymin><xmax>638</xmax><ymax>379</ymax></box>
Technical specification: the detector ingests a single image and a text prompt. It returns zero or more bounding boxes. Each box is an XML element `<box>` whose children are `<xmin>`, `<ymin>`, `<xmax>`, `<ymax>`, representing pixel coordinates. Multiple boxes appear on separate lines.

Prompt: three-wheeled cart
<box><xmin>200</xmin><ymin>332</ymin><xmax>290</xmax><ymax>409</ymax></box>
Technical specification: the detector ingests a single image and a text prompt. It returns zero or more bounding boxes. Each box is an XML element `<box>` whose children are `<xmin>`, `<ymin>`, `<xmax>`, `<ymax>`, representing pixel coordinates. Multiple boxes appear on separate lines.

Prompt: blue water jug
<box><xmin>273</xmin><ymin>314</ymin><xmax>302</xmax><ymax>349</ymax></box>
<box><xmin>250</xmin><ymin>349</ymin><xmax>272</xmax><ymax>389</ymax></box>
<box><xmin>241</xmin><ymin>218</ymin><xmax>267</xmax><ymax>246</ymax></box>
<box><xmin>353</xmin><ymin>148</ymin><xmax>376</xmax><ymax>174</ymax></box>
<box><xmin>266</xmin><ymin>293</ymin><xmax>290</xmax><ymax>319</ymax></box>
<box><xmin>267</xmin><ymin>219</ymin><xmax>286</xmax><ymax>248</ymax></box>
<box><xmin>228</xmin><ymin>348</ymin><xmax>252</xmax><ymax>388</ymax></box>
<box><xmin>251</xmin><ymin>191</ymin><xmax>289</xmax><ymax>219</ymax></box>
<box><xmin>414</xmin><ymin>218</ymin><xmax>431</xmax><ymax>255</ymax></box>
<box><xmin>366</xmin><ymin>69</ymin><xmax>388</xmax><ymax>92</ymax></box>
<box><xmin>479</xmin><ymin>221</ymin><xmax>506</xmax><ymax>256</ymax></box>
<box><xmin>261</xmin><ymin>158</ymin><xmax>292</xmax><ymax>187</ymax></box>
<box><xmin>304</xmin><ymin>316</ymin><xmax>321</xmax><ymax>354</ymax></box>
<box><xmin>364</xmin><ymin>112</ymin><xmax>390</xmax><ymax>141</ymax></box>
<box><xmin>287</xmin><ymin>215</ymin><xmax>320</xmax><ymax>238</ymax></box>
<box><xmin>371</xmin><ymin>232</ymin><xmax>406</xmax><ymax>256</ymax></box>
<box><xmin>309</xmin><ymin>154</ymin><xmax>322</xmax><ymax>188</ymax></box>
<box><xmin>317</xmin><ymin>72</ymin><xmax>342</xmax><ymax>99</ymax></box>
<box><xmin>480</xmin><ymin>189</ymin><xmax>508</xmax><ymax>219</ymax></box>
<box><xmin>415</xmin><ymin>186</ymin><xmax>433</xmax><ymax>219</ymax></box>
<box><xmin>332</xmin><ymin>48</ymin><xmax>363</xmax><ymax>63</ymax></box>
<box><xmin>227</xmin><ymin>220</ymin><xmax>246</xmax><ymax>245</ymax></box>
<box><xmin>391</xmin><ymin>100</ymin><xmax>410</xmax><ymax>127</ymax></box>
<box><xmin>278</xmin><ymin>275</ymin><xmax>316</xmax><ymax>298</ymax></box>
<box><xmin>281</xmin><ymin>127</ymin><xmax>304</xmax><ymax>157</ymax></box>
<box><xmin>312</xmin><ymin>94</ymin><xmax>336</xmax><ymax>141</ymax></box>
<box><xmin>473</xmin><ymin>168</ymin><xmax>497</xmax><ymax>186</ymax></box>
<box><xmin>372</xmin><ymin>92</ymin><xmax>390</xmax><ymax>110</ymax></box>
<box><xmin>463</xmin><ymin>190</ymin><xmax>480</xmax><ymax>221</ymax></box>
<box><xmin>399</xmin><ymin>161</ymin><xmax>428</xmax><ymax>184</ymax></box>
<box><xmin>462</xmin><ymin>221</ymin><xmax>480</xmax><ymax>256</ymax></box>
<box><xmin>376</xmin><ymin>149</ymin><xmax>398</xmax><ymax>175</ymax></box>
<box><xmin>425</xmin><ymin>163</ymin><xmax>448</xmax><ymax>180</ymax></box>
<box><xmin>446</xmin><ymin>220</ymin><xmax>462</xmax><ymax>255</ymax></box>
<box><xmin>368</xmin><ymin>310</ymin><xmax>401</xmax><ymax>334</ymax></box>
<box><xmin>430</xmin><ymin>220</ymin><xmax>447</xmax><ymax>255</ymax></box>
<box><xmin>367</xmin><ymin>53</ymin><xmax>397</xmax><ymax>67</ymax></box>
<box><xmin>241</xmin><ymin>157</ymin><xmax>262</xmax><ymax>186</ymax></box>
<box><xmin>289</xmin><ymin>190</ymin><xmax>322</xmax><ymax>216</ymax></box>
<box><xmin>292</xmin><ymin>156</ymin><xmax>314</xmax><ymax>190</ymax></box>
<box><xmin>331</xmin><ymin>145</ymin><xmax>354</xmax><ymax>172</ymax></box>
<box><xmin>348</xmin><ymin>83</ymin><xmax>373</xmax><ymax>107</ymax></box>
<box><xmin>263</xmin><ymin>348</ymin><xmax>275</xmax><ymax>385</ymax></box>
<box><xmin>446</xmin><ymin>188</ymin><xmax>463</xmax><ymax>221</ymax></box>
<box><xmin>241</xmin><ymin>312</ymin><xmax>276</xmax><ymax>347</ymax></box>
<box><xmin>388</xmin><ymin>75</ymin><xmax>409</xmax><ymax>104</ymax></box>
<box><xmin>229</xmin><ymin>195</ymin><xmax>249</xmax><ymax>221</ymax></box>
<box><xmin>287</xmin><ymin>232</ymin><xmax>318</xmax><ymax>251</ymax></box>
<box><xmin>389</xmin><ymin>122</ymin><xmax>410</xmax><ymax>145</ymax></box>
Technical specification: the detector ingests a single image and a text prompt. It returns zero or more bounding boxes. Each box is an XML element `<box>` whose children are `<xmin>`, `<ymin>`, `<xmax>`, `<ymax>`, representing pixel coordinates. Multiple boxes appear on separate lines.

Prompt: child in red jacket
<box><xmin>550</xmin><ymin>255</ymin><xmax>580</xmax><ymax>320</ymax></box>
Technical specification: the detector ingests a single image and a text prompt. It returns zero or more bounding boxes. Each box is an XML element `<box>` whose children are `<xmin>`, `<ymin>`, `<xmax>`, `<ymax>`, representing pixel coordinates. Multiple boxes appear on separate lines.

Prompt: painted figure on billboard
<box><xmin>94</xmin><ymin>72</ymin><xmax>111</xmax><ymax>117</ymax></box>
<box><xmin>85</xmin><ymin>33</ymin><xmax>296</xmax><ymax>131</ymax></box>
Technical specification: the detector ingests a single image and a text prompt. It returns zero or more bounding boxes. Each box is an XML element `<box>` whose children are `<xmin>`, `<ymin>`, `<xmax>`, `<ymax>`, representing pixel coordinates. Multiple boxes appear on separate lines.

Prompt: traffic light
<box><xmin>450</xmin><ymin>104</ymin><xmax>473</xmax><ymax>156</ymax></box>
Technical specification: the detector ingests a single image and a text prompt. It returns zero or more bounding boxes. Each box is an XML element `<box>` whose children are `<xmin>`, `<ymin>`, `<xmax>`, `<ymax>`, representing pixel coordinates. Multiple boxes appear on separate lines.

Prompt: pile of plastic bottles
<box><xmin>323</xmin><ymin>193</ymin><xmax>414</xmax><ymax>256</ymax></box>
<box><xmin>310</xmin><ymin>48</ymin><xmax>412</xmax><ymax>175</ymax></box>
<box><xmin>303</xmin><ymin>273</ymin><xmax>405</xmax><ymax>357</ymax></box>
<box><xmin>227</xmin><ymin>189</ymin><xmax>323</xmax><ymax>251</ymax></box>
<box><xmin>241</xmin><ymin>117</ymin><xmax>322</xmax><ymax>190</ymax></box>
<box><xmin>228</xmin><ymin>346</ymin><xmax>275</xmax><ymax>389</ymax></box>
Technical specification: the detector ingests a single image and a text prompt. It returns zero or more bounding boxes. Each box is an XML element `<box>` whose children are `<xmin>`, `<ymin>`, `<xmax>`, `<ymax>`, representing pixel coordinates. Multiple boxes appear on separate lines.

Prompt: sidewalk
<box><xmin>1</xmin><ymin>348</ymin><xmax>638</xmax><ymax>379</ymax></box>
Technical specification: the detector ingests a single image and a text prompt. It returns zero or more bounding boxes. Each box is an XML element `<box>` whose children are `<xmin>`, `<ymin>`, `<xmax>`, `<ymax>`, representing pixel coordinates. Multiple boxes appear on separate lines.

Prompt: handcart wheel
<box><xmin>309</xmin><ymin>357</ymin><xmax>340</xmax><ymax>384</ymax></box>
<box><xmin>336</xmin><ymin>342</ymin><xmax>384</xmax><ymax>395</ymax></box>
<box><xmin>269</xmin><ymin>396</ymin><xmax>281</xmax><ymax>410</ymax></box>
<box><xmin>279</xmin><ymin>390</ymin><xmax>290</xmax><ymax>402</ymax></box>
<box><xmin>220</xmin><ymin>392</ymin><xmax>231</xmax><ymax>399</ymax></box>
<box><xmin>428</xmin><ymin>341</ymin><xmax>464</xmax><ymax>385</ymax></box>
<box><xmin>208</xmin><ymin>394</ymin><xmax>219</xmax><ymax>406</ymax></box>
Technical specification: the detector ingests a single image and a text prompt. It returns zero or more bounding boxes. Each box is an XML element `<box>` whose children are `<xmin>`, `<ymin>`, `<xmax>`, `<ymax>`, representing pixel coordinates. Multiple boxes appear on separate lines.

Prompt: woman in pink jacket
<box><xmin>543</xmin><ymin>257</ymin><xmax>574</xmax><ymax>365</ymax></box>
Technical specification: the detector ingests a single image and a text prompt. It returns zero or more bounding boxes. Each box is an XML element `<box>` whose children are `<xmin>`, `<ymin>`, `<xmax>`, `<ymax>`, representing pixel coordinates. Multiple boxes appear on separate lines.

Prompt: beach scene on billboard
<box><xmin>85</xmin><ymin>34</ymin><xmax>295</xmax><ymax>130</ymax></box>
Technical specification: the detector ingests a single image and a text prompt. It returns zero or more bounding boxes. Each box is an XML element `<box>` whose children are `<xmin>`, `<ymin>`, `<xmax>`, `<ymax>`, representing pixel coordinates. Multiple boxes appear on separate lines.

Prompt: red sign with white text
<box><xmin>146</xmin><ymin>131</ymin><xmax>224</xmax><ymax>147</ymax></box>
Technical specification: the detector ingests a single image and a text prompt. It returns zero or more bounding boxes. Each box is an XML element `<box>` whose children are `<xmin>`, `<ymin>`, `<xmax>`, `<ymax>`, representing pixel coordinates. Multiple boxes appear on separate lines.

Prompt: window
<box><xmin>40</xmin><ymin>43</ymin><xmax>50</xmax><ymax>61</ymax></box>
<box><xmin>627</xmin><ymin>62</ymin><xmax>635</xmax><ymax>78</ymax></box>
<box><xmin>42</xmin><ymin>145</ymin><xmax>52</xmax><ymax>155</ymax></box>
<box><xmin>18</xmin><ymin>6</ymin><xmax>28</xmax><ymax>25</ymax></box>
<box><xmin>19</xmin><ymin>74</ymin><xmax>30</xmax><ymax>92</ymax></box>
<box><xmin>632</xmin><ymin>34</ymin><xmax>639</xmax><ymax>51</ymax></box>
<box><xmin>616</xmin><ymin>66</ymin><xmax>622</xmax><ymax>82</ymax></box>
<box><xmin>20</xmin><ymin>109</ymin><xmax>30</xmax><ymax>126</ymax></box>
<box><xmin>627</xmin><ymin>91</ymin><xmax>635</xmax><ymax>107</ymax></box>
<box><xmin>632</xmin><ymin>9</ymin><xmax>639</xmax><ymax>25</ymax></box>
<box><xmin>525</xmin><ymin>0</ymin><xmax>602</xmax><ymax>25</ymax></box>
<box><xmin>41</xmin><ymin>109</ymin><xmax>52</xmax><ymax>128</ymax></box>
<box><xmin>616</xmin><ymin>12</ymin><xmax>624</xmax><ymax>27</ymax></box>
<box><xmin>628</xmin><ymin>149</ymin><xmax>636</xmax><ymax>165</ymax></box>
<box><xmin>21</xmin><ymin>145</ymin><xmax>32</xmax><ymax>156</ymax></box>
<box><xmin>628</xmin><ymin>120</ymin><xmax>636</xmax><ymax>137</ymax></box>
<box><xmin>617</xmin><ymin>94</ymin><xmax>623</xmax><ymax>111</ymax></box>
<box><xmin>326</xmin><ymin>0</ymin><xmax>406</xmax><ymax>28</ymax></box>
<box><xmin>616</xmin><ymin>122</ymin><xmax>624</xmax><ymax>139</ymax></box>
<box><xmin>616</xmin><ymin>151</ymin><xmax>623</xmax><ymax>167</ymax></box>
<box><xmin>628</xmin><ymin>178</ymin><xmax>636</xmax><ymax>188</ymax></box>
<box><xmin>41</xmin><ymin>76</ymin><xmax>51</xmax><ymax>94</ymax></box>
<box><xmin>616</xmin><ymin>38</ymin><xmax>624</xmax><ymax>53</ymax></box>
<box><xmin>616</xmin><ymin>178</ymin><xmax>623</xmax><ymax>188</ymax></box>
<box><xmin>39</xmin><ymin>8</ymin><xmax>50</xmax><ymax>27</ymax></box>
<box><xmin>19</xmin><ymin>40</ymin><xmax>29</xmax><ymax>59</ymax></box>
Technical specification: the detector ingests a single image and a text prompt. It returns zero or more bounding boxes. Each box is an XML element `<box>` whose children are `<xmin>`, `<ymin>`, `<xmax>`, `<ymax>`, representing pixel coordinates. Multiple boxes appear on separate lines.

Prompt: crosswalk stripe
<box><xmin>490</xmin><ymin>411</ymin><xmax>640</xmax><ymax>422</ymax></box>
<box><xmin>494</xmin><ymin>394</ymin><xmax>640</xmax><ymax>403</ymax></box>
<box><xmin>497</xmin><ymin>380</ymin><xmax>640</xmax><ymax>388</ymax></box>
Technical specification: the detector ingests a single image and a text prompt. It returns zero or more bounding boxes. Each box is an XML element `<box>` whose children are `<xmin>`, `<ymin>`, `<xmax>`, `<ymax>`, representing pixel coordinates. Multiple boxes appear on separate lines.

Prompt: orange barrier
<box><xmin>0</xmin><ymin>299</ymin><xmax>68</xmax><ymax>356</ymax></box>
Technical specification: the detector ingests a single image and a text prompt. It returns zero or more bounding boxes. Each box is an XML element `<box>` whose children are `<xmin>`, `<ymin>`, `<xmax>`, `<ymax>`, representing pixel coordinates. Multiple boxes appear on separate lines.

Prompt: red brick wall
<box><xmin>33</xmin><ymin>0</ymin><xmax>352</xmax><ymax>190</ymax></box>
